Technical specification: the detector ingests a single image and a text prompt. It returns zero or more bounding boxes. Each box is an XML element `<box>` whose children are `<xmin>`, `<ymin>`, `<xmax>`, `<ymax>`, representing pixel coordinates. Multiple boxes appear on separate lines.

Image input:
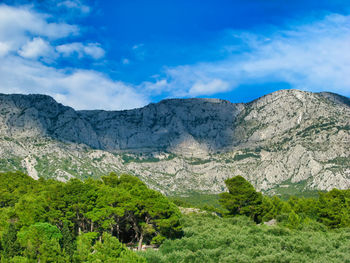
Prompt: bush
<box><xmin>142</xmin><ymin>214</ymin><xmax>350</xmax><ymax>263</ymax></box>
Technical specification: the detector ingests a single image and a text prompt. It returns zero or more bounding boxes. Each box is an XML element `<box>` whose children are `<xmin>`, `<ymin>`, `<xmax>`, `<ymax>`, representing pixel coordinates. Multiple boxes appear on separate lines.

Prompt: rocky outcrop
<box><xmin>79</xmin><ymin>98</ymin><xmax>244</xmax><ymax>155</ymax></box>
<box><xmin>0</xmin><ymin>95</ymin><xmax>244</xmax><ymax>155</ymax></box>
<box><xmin>0</xmin><ymin>89</ymin><xmax>349</xmax><ymax>195</ymax></box>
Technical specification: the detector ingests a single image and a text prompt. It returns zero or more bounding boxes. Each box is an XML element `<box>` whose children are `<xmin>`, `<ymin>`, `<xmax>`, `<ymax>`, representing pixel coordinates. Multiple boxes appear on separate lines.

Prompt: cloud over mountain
<box><xmin>150</xmin><ymin>14</ymin><xmax>350</xmax><ymax>98</ymax></box>
<box><xmin>0</xmin><ymin>4</ymin><xmax>147</xmax><ymax>110</ymax></box>
<box><xmin>0</xmin><ymin>2</ymin><xmax>348</xmax><ymax>110</ymax></box>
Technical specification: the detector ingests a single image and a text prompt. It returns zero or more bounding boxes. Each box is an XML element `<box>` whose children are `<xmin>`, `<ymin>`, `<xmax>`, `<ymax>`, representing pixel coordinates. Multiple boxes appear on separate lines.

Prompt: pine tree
<box><xmin>60</xmin><ymin>221</ymin><xmax>76</xmax><ymax>257</ymax></box>
<box><xmin>219</xmin><ymin>176</ymin><xmax>263</xmax><ymax>222</ymax></box>
<box><xmin>1</xmin><ymin>223</ymin><xmax>20</xmax><ymax>259</ymax></box>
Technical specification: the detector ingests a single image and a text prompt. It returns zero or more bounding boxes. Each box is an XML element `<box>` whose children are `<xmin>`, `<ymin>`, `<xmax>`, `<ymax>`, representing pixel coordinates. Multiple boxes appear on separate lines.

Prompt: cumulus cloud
<box><xmin>0</xmin><ymin>4</ymin><xmax>79</xmax><ymax>59</ymax></box>
<box><xmin>148</xmin><ymin>13</ymin><xmax>350</xmax><ymax>97</ymax></box>
<box><xmin>0</xmin><ymin>4</ymin><xmax>146</xmax><ymax>110</ymax></box>
<box><xmin>0</xmin><ymin>4</ymin><xmax>78</xmax><ymax>42</ymax></box>
<box><xmin>53</xmin><ymin>71</ymin><xmax>147</xmax><ymax>110</ymax></box>
<box><xmin>189</xmin><ymin>79</ymin><xmax>230</xmax><ymax>96</ymax></box>
<box><xmin>56</xmin><ymin>42</ymin><xmax>105</xmax><ymax>59</ymax></box>
<box><xmin>0</xmin><ymin>42</ymin><xmax>10</xmax><ymax>57</ymax></box>
<box><xmin>18</xmin><ymin>37</ymin><xmax>56</xmax><ymax>60</ymax></box>
<box><xmin>0</xmin><ymin>55</ymin><xmax>147</xmax><ymax>110</ymax></box>
<box><xmin>1</xmin><ymin>3</ymin><xmax>349</xmax><ymax>111</ymax></box>
<box><xmin>0</xmin><ymin>4</ymin><xmax>104</xmax><ymax>61</ymax></box>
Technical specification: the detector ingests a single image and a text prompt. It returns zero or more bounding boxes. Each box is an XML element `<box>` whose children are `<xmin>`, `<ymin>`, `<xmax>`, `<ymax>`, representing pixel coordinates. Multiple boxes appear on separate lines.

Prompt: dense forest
<box><xmin>1</xmin><ymin>172</ymin><xmax>350</xmax><ymax>262</ymax></box>
<box><xmin>0</xmin><ymin>172</ymin><xmax>182</xmax><ymax>262</ymax></box>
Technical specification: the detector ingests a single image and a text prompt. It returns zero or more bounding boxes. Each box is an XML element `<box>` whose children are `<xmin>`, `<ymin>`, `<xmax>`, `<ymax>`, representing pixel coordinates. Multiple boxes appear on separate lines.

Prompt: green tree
<box><xmin>219</xmin><ymin>176</ymin><xmax>263</xmax><ymax>222</ymax></box>
<box><xmin>0</xmin><ymin>171</ymin><xmax>183</xmax><ymax>261</ymax></box>
<box><xmin>260</xmin><ymin>195</ymin><xmax>285</xmax><ymax>222</ymax></box>
<box><xmin>101</xmin><ymin>173</ymin><xmax>183</xmax><ymax>249</ymax></box>
<box><xmin>60</xmin><ymin>221</ymin><xmax>75</xmax><ymax>257</ymax></box>
<box><xmin>1</xmin><ymin>223</ymin><xmax>20</xmax><ymax>259</ymax></box>
<box><xmin>286</xmin><ymin>210</ymin><xmax>301</xmax><ymax>229</ymax></box>
<box><xmin>317</xmin><ymin>189</ymin><xmax>350</xmax><ymax>228</ymax></box>
<box><xmin>0</xmin><ymin>172</ymin><xmax>37</xmax><ymax>208</ymax></box>
<box><xmin>73</xmin><ymin>232</ymin><xmax>146</xmax><ymax>263</ymax></box>
<box><xmin>89</xmin><ymin>232</ymin><xmax>146</xmax><ymax>263</ymax></box>
<box><xmin>17</xmin><ymin>222</ymin><xmax>65</xmax><ymax>262</ymax></box>
<box><xmin>73</xmin><ymin>232</ymin><xmax>98</xmax><ymax>263</ymax></box>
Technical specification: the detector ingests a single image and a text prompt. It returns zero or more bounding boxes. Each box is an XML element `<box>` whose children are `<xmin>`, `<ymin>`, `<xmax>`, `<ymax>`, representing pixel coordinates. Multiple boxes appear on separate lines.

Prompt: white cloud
<box><xmin>1</xmin><ymin>3</ymin><xmax>349</xmax><ymax>112</ymax></box>
<box><xmin>0</xmin><ymin>5</ymin><xmax>104</xmax><ymax>61</ymax></box>
<box><xmin>57</xmin><ymin>0</ymin><xmax>91</xmax><ymax>14</ymax></box>
<box><xmin>82</xmin><ymin>43</ymin><xmax>105</xmax><ymax>59</ymax></box>
<box><xmin>0</xmin><ymin>4</ymin><xmax>78</xmax><ymax>57</ymax></box>
<box><xmin>140</xmin><ymin>79</ymin><xmax>168</xmax><ymax>96</ymax></box>
<box><xmin>53</xmin><ymin>71</ymin><xmax>147</xmax><ymax>110</ymax></box>
<box><xmin>0</xmin><ymin>4</ymin><xmax>145</xmax><ymax>110</ymax></box>
<box><xmin>0</xmin><ymin>42</ymin><xmax>10</xmax><ymax>57</ymax></box>
<box><xmin>0</xmin><ymin>4</ymin><xmax>78</xmax><ymax>42</ymax></box>
<box><xmin>0</xmin><ymin>55</ymin><xmax>147</xmax><ymax>110</ymax></box>
<box><xmin>56</xmin><ymin>42</ymin><xmax>80</xmax><ymax>56</ymax></box>
<box><xmin>18</xmin><ymin>37</ymin><xmax>56</xmax><ymax>59</ymax></box>
<box><xmin>189</xmin><ymin>79</ymin><xmax>230</xmax><ymax>96</ymax></box>
<box><xmin>147</xmin><ymin>13</ymin><xmax>350</xmax><ymax>97</ymax></box>
<box><xmin>56</xmin><ymin>42</ymin><xmax>105</xmax><ymax>59</ymax></box>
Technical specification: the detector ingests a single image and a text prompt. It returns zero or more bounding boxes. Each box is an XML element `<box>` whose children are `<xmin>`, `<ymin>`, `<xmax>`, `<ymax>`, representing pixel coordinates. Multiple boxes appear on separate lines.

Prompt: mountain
<box><xmin>0</xmin><ymin>89</ymin><xmax>349</xmax><ymax>195</ymax></box>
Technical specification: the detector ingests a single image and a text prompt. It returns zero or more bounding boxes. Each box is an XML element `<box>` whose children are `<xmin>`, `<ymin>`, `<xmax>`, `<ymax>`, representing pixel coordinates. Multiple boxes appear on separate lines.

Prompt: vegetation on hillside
<box><xmin>219</xmin><ymin>176</ymin><xmax>350</xmax><ymax>229</ymax></box>
<box><xmin>142</xmin><ymin>214</ymin><xmax>350</xmax><ymax>263</ymax></box>
<box><xmin>1</xmin><ymin>172</ymin><xmax>350</xmax><ymax>262</ymax></box>
<box><xmin>0</xmin><ymin>171</ymin><xmax>182</xmax><ymax>262</ymax></box>
<box><xmin>143</xmin><ymin>176</ymin><xmax>350</xmax><ymax>262</ymax></box>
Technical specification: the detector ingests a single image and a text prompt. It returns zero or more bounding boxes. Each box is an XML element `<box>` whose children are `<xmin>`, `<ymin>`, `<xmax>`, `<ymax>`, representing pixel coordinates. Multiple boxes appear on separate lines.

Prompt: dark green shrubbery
<box><xmin>218</xmin><ymin>176</ymin><xmax>350</xmax><ymax>229</ymax></box>
<box><xmin>0</xmin><ymin>171</ymin><xmax>182</xmax><ymax>262</ymax></box>
<box><xmin>2</xmin><ymin>172</ymin><xmax>350</xmax><ymax>262</ymax></box>
<box><xmin>143</xmin><ymin>213</ymin><xmax>350</xmax><ymax>263</ymax></box>
<box><xmin>143</xmin><ymin>175</ymin><xmax>350</xmax><ymax>263</ymax></box>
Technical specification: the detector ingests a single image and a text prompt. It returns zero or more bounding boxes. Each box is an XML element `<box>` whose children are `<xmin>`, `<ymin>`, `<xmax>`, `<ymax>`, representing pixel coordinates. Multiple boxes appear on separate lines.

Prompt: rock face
<box><xmin>0</xmin><ymin>89</ymin><xmax>349</xmax><ymax>195</ymax></box>
<box><xmin>0</xmin><ymin>95</ymin><xmax>243</xmax><ymax>155</ymax></box>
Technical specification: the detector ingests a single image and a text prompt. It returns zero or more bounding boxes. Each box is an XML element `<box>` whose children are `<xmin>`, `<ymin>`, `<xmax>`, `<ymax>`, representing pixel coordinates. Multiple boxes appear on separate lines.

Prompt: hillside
<box><xmin>0</xmin><ymin>89</ymin><xmax>349</xmax><ymax>195</ymax></box>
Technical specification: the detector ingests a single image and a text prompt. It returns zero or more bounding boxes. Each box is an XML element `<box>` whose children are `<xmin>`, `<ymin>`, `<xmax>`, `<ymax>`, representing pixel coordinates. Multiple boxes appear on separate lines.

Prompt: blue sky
<box><xmin>0</xmin><ymin>0</ymin><xmax>349</xmax><ymax>109</ymax></box>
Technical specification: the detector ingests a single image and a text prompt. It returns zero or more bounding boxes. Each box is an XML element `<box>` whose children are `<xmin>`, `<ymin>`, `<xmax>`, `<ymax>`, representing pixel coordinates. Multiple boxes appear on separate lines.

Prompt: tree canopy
<box><xmin>2</xmin><ymin>171</ymin><xmax>350</xmax><ymax>262</ymax></box>
<box><xmin>219</xmin><ymin>176</ymin><xmax>263</xmax><ymax>222</ymax></box>
<box><xmin>0</xmin><ymin>171</ymin><xmax>182</xmax><ymax>262</ymax></box>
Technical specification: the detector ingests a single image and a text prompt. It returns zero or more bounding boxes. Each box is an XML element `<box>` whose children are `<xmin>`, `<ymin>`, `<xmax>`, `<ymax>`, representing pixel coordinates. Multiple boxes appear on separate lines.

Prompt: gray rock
<box><xmin>0</xmin><ymin>89</ymin><xmax>349</xmax><ymax>195</ymax></box>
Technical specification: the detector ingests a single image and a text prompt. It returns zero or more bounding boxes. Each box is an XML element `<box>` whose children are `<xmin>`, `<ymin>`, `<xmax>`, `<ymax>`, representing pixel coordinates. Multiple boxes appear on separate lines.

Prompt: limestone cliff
<box><xmin>0</xmin><ymin>89</ymin><xmax>349</xmax><ymax>195</ymax></box>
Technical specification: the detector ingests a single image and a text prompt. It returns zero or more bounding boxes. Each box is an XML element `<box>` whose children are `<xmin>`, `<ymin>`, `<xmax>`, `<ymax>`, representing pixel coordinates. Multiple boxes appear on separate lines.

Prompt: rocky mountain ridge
<box><xmin>0</xmin><ymin>89</ymin><xmax>349</xmax><ymax>195</ymax></box>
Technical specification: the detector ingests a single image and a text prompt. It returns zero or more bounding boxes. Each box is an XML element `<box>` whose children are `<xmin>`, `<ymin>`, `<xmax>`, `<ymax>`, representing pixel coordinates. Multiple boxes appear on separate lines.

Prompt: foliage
<box><xmin>170</xmin><ymin>192</ymin><xmax>222</xmax><ymax>209</ymax></box>
<box><xmin>142</xmin><ymin>213</ymin><xmax>350</xmax><ymax>263</ymax></box>
<box><xmin>219</xmin><ymin>176</ymin><xmax>263</xmax><ymax>222</ymax></box>
<box><xmin>17</xmin><ymin>222</ymin><xmax>66</xmax><ymax>262</ymax></box>
<box><xmin>217</xmin><ymin>175</ymin><xmax>350</xmax><ymax>230</ymax></box>
<box><xmin>1</xmin><ymin>223</ymin><xmax>20</xmax><ymax>259</ymax></box>
<box><xmin>317</xmin><ymin>189</ymin><xmax>350</xmax><ymax>228</ymax></box>
<box><xmin>233</xmin><ymin>152</ymin><xmax>260</xmax><ymax>161</ymax></box>
<box><xmin>0</xmin><ymin>171</ymin><xmax>182</xmax><ymax>262</ymax></box>
<box><xmin>266</xmin><ymin>179</ymin><xmax>322</xmax><ymax>200</ymax></box>
<box><xmin>83</xmin><ymin>232</ymin><xmax>146</xmax><ymax>263</ymax></box>
<box><xmin>3</xmin><ymin>171</ymin><xmax>350</xmax><ymax>262</ymax></box>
